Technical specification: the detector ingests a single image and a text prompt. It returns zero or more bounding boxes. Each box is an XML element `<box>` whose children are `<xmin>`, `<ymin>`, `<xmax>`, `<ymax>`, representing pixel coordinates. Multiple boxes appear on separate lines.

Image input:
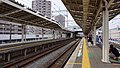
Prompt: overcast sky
<box><xmin>15</xmin><ymin>0</ymin><xmax>120</xmax><ymax>29</ymax></box>
<box><xmin>109</xmin><ymin>15</ymin><xmax>120</xmax><ymax>29</ymax></box>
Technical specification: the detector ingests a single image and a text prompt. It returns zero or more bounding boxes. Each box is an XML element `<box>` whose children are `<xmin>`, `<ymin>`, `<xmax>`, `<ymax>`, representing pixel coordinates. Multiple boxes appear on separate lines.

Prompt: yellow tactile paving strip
<box><xmin>82</xmin><ymin>38</ymin><xmax>90</xmax><ymax>68</ymax></box>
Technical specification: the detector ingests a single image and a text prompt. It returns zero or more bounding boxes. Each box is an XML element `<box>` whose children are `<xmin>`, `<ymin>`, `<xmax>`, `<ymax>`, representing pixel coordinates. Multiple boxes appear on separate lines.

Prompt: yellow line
<box><xmin>82</xmin><ymin>38</ymin><xmax>90</xmax><ymax>68</ymax></box>
<box><xmin>67</xmin><ymin>62</ymin><xmax>81</xmax><ymax>64</ymax></box>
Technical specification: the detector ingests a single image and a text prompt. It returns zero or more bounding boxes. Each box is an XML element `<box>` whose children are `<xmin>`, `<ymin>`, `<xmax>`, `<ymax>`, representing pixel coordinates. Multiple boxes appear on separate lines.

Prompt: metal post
<box><xmin>71</xmin><ymin>33</ymin><xmax>73</xmax><ymax>38</ymax></box>
<box><xmin>21</xmin><ymin>24</ymin><xmax>25</xmax><ymax>42</ymax></box>
<box><xmin>53</xmin><ymin>30</ymin><xmax>55</xmax><ymax>39</ymax></box>
<box><xmin>102</xmin><ymin>1</ymin><xmax>109</xmax><ymax>63</ymax></box>
<box><xmin>61</xmin><ymin>32</ymin><xmax>62</xmax><ymax>38</ymax></box>
<box><xmin>3</xmin><ymin>53</ymin><xmax>6</xmax><ymax>60</ymax></box>
<box><xmin>35</xmin><ymin>47</ymin><xmax>37</xmax><ymax>52</ymax></box>
<box><xmin>58</xmin><ymin>31</ymin><xmax>60</xmax><ymax>38</ymax></box>
<box><xmin>39</xmin><ymin>29</ymin><xmax>41</xmax><ymax>40</ymax></box>
<box><xmin>93</xmin><ymin>26</ymin><xmax>96</xmax><ymax>46</ymax></box>
<box><xmin>24</xmin><ymin>25</ymin><xmax>26</xmax><ymax>41</ymax></box>
<box><xmin>41</xmin><ymin>28</ymin><xmax>44</xmax><ymax>39</ymax></box>
<box><xmin>7</xmin><ymin>53</ymin><xmax>10</xmax><ymax>61</ymax></box>
<box><xmin>9</xmin><ymin>24</ymin><xmax>12</xmax><ymax>43</ymax></box>
<box><xmin>2</xmin><ymin>24</ymin><xmax>4</xmax><ymax>44</ymax></box>
<box><xmin>55</xmin><ymin>30</ymin><xmax>57</xmax><ymax>39</ymax></box>
<box><xmin>21</xmin><ymin>24</ymin><xmax>24</xmax><ymax>42</ymax></box>
<box><xmin>24</xmin><ymin>49</ymin><xmax>27</xmax><ymax>56</ymax></box>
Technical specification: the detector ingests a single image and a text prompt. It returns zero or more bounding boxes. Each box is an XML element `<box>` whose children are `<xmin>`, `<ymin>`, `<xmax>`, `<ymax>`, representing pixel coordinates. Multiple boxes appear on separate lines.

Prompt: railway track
<box><xmin>43</xmin><ymin>39</ymin><xmax>80</xmax><ymax>68</ymax></box>
<box><xmin>2</xmin><ymin>39</ymin><xmax>77</xmax><ymax>68</ymax></box>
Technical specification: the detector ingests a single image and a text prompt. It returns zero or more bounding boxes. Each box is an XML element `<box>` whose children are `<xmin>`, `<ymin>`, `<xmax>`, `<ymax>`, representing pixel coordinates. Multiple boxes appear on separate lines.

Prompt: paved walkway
<box><xmin>64</xmin><ymin>38</ymin><xmax>120</xmax><ymax>68</ymax></box>
<box><xmin>88</xmin><ymin>46</ymin><xmax>115</xmax><ymax>68</ymax></box>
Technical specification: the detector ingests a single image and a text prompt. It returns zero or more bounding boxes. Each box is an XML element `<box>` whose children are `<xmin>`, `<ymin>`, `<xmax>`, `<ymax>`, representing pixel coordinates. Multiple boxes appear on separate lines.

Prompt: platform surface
<box><xmin>88</xmin><ymin>46</ymin><xmax>115</xmax><ymax>68</ymax></box>
<box><xmin>64</xmin><ymin>38</ymin><xmax>120</xmax><ymax>68</ymax></box>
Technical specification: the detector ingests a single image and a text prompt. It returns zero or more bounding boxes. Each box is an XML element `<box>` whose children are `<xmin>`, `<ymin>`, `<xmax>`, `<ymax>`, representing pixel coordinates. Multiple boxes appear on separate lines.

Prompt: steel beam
<box><xmin>95</xmin><ymin>0</ymin><xmax>102</xmax><ymax>23</ymax></box>
<box><xmin>82</xmin><ymin>0</ymin><xmax>90</xmax><ymax>32</ymax></box>
<box><xmin>4</xmin><ymin>10</ymin><xmax>22</xmax><ymax>16</ymax></box>
<box><xmin>107</xmin><ymin>0</ymin><xmax>115</xmax><ymax>8</ymax></box>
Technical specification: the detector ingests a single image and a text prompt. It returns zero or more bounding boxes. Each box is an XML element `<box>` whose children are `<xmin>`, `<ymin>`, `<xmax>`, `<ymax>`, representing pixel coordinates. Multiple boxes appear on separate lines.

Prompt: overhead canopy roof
<box><xmin>62</xmin><ymin>0</ymin><xmax>120</xmax><ymax>34</ymax></box>
<box><xmin>0</xmin><ymin>0</ymin><xmax>71</xmax><ymax>32</ymax></box>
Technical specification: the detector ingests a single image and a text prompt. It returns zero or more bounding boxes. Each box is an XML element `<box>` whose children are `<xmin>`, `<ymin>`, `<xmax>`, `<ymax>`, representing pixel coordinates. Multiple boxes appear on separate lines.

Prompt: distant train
<box><xmin>75</xmin><ymin>31</ymin><xmax>84</xmax><ymax>38</ymax></box>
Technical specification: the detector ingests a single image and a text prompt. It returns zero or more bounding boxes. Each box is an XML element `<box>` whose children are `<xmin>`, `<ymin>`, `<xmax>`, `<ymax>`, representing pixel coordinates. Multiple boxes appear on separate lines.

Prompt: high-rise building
<box><xmin>55</xmin><ymin>15</ymin><xmax>65</xmax><ymax>27</ymax></box>
<box><xmin>32</xmin><ymin>0</ymin><xmax>51</xmax><ymax>18</ymax></box>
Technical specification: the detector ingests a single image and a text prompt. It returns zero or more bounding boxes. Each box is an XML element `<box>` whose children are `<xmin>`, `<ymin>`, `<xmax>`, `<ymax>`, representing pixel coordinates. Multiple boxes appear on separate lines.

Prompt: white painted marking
<box><xmin>77</xmin><ymin>40</ymin><xmax>83</xmax><ymax>57</ymax></box>
<box><xmin>64</xmin><ymin>38</ymin><xmax>84</xmax><ymax>68</ymax></box>
<box><xmin>77</xmin><ymin>50</ymin><xmax>82</xmax><ymax>57</ymax></box>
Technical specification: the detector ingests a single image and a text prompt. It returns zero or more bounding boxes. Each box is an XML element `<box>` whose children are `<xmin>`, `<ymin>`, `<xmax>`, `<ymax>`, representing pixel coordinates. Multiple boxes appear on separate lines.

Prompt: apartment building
<box><xmin>32</xmin><ymin>0</ymin><xmax>51</xmax><ymax>18</ymax></box>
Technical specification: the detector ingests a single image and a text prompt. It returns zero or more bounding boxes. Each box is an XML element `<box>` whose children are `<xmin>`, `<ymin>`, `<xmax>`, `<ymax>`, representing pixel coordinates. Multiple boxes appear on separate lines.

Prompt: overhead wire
<box><xmin>51</xmin><ymin>1</ymin><xmax>68</xmax><ymax>18</ymax></box>
<box><xmin>15</xmin><ymin>0</ymin><xmax>76</xmax><ymax>27</ymax></box>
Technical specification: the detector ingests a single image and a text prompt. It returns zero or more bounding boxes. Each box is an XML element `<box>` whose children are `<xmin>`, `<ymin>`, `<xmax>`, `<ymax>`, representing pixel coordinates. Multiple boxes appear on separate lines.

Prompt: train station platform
<box><xmin>64</xmin><ymin>38</ymin><xmax>120</xmax><ymax>68</ymax></box>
